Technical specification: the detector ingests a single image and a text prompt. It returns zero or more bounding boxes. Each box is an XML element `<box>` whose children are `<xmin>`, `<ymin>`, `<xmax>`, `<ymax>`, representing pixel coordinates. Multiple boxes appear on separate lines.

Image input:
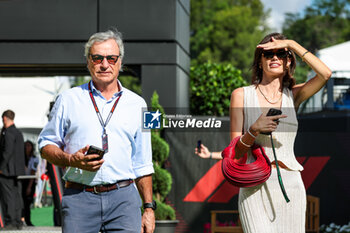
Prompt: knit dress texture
<box><xmin>239</xmin><ymin>85</ymin><xmax>306</xmax><ymax>233</ymax></box>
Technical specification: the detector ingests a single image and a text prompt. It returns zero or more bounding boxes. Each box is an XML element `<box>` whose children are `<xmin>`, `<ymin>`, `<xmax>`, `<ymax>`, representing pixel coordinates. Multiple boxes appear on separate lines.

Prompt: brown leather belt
<box><xmin>65</xmin><ymin>180</ymin><xmax>133</xmax><ymax>194</ymax></box>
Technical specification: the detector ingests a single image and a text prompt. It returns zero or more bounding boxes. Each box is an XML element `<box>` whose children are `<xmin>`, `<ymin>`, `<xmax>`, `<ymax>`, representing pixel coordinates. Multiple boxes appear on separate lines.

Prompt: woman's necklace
<box><xmin>257</xmin><ymin>85</ymin><xmax>282</xmax><ymax>104</ymax></box>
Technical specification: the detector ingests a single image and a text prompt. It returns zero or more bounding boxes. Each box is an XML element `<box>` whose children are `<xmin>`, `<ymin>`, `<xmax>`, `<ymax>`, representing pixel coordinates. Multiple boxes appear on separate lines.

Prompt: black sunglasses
<box><xmin>262</xmin><ymin>49</ymin><xmax>290</xmax><ymax>59</ymax></box>
<box><xmin>89</xmin><ymin>54</ymin><xmax>120</xmax><ymax>65</ymax></box>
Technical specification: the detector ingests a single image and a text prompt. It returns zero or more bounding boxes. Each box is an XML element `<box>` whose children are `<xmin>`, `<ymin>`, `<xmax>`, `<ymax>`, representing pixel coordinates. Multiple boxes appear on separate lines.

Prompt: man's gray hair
<box><xmin>84</xmin><ymin>28</ymin><xmax>124</xmax><ymax>61</ymax></box>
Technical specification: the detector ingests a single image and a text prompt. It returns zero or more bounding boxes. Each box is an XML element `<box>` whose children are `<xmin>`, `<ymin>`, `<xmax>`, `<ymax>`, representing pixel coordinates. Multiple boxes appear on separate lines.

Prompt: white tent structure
<box><xmin>0</xmin><ymin>76</ymin><xmax>71</xmax><ymax>129</ymax></box>
<box><xmin>0</xmin><ymin>76</ymin><xmax>71</xmax><ymax>207</ymax></box>
<box><xmin>301</xmin><ymin>41</ymin><xmax>350</xmax><ymax>113</ymax></box>
<box><xmin>318</xmin><ymin>41</ymin><xmax>350</xmax><ymax>77</ymax></box>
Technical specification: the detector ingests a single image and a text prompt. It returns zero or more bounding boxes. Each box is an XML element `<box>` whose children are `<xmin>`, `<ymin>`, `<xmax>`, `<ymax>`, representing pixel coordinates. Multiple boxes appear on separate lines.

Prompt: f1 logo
<box><xmin>143</xmin><ymin>110</ymin><xmax>162</xmax><ymax>129</ymax></box>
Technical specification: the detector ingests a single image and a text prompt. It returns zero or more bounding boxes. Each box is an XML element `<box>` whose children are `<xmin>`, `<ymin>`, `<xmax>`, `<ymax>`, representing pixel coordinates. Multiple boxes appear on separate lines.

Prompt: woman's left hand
<box><xmin>195</xmin><ymin>144</ymin><xmax>211</xmax><ymax>159</ymax></box>
<box><xmin>257</xmin><ymin>37</ymin><xmax>290</xmax><ymax>50</ymax></box>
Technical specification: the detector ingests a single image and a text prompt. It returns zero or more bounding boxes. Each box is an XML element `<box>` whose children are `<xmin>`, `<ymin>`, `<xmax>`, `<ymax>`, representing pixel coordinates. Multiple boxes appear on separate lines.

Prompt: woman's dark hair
<box><xmin>24</xmin><ymin>140</ymin><xmax>35</xmax><ymax>166</ymax></box>
<box><xmin>251</xmin><ymin>32</ymin><xmax>296</xmax><ymax>89</ymax></box>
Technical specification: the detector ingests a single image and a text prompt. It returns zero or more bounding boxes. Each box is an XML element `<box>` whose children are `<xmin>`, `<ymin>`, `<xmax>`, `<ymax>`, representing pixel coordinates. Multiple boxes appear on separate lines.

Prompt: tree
<box><xmin>190</xmin><ymin>0</ymin><xmax>270</xmax><ymax>79</ymax></box>
<box><xmin>150</xmin><ymin>92</ymin><xmax>176</xmax><ymax>220</ymax></box>
<box><xmin>282</xmin><ymin>0</ymin><xmax>350</xmax><ymax>83</ymax></box>
<box><xmin>190</xmin><ymin>62</ymin><xmax>247</xmax><ymax>116</ymax></box>
<box><xmin>283</xmin><ymin>0</ymin><xmax>350</xmax><ymax>53</ymax></box>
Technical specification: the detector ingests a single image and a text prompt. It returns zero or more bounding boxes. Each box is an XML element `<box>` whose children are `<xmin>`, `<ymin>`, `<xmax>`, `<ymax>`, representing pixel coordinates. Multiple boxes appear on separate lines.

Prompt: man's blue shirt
<box><xmin>38</xmin><ymin>81</ymin><xmax>154</xmax><ymax>185</ymax></box>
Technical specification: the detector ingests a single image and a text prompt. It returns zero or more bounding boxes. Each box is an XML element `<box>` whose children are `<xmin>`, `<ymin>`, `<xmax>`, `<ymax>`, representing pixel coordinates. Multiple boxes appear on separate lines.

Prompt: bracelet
<box><xmin>209</xmin><ymin>152</ymin><xmax>212</xmax><ymax>159</ymax></box>
<box><xmin>301</xmin><ymin>50</ymin><xmax>309</xmax><ymax>62</ymax></box>
<box><xmin>247</xmin><ymin>128</ymin><xmax>256</xmax><ymax>139</ymax></box>
<box><xmin>239</xmin><ymin>136</ymin><xmax>252</xmax><ymax>148</ymax></box>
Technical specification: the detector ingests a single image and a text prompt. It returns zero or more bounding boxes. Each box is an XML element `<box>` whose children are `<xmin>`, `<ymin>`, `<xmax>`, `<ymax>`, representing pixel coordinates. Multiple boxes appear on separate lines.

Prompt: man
<box><xmin>38</xmin><ymin>29</ymin><xmax>155</xmax><ymax>233</ymax></box>
<box><xmin>0</xmin><ymin>110</ymin><xmax>25</xmax><ymax>230</ymax></box>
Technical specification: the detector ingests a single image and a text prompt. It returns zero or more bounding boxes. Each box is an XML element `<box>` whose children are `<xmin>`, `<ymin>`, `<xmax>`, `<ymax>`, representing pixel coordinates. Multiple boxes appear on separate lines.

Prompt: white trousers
<box><xmin>238</xmin><ymin>168</ymin><xmax>306</xmax><ymax>233</ymax></box>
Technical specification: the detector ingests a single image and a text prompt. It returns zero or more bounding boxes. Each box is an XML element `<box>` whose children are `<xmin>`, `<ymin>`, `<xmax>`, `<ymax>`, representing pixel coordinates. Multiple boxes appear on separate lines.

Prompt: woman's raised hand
<box><xmin>257</xmin><ymin>37</ymin><xmax>291</xmax><ymax>50</ymax></box>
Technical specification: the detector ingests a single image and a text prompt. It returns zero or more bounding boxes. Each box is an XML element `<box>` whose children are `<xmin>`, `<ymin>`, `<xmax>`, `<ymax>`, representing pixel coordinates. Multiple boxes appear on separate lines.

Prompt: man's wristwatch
<box><xmin>143</xmin><ymin>200</ymin><xmax>157</xmax><ymax>210</ymax></box>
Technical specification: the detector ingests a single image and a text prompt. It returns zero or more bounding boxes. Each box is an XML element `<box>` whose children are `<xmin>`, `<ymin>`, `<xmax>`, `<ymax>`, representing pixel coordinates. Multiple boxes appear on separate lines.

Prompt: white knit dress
<box><xmin>239</xmin><ymin>85</ymin><xmax>306</xmax><ymax>233</ymax></box>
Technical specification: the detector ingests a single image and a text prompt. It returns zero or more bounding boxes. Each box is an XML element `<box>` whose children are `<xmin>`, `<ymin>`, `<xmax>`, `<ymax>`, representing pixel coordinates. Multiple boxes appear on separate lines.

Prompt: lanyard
<box><xmin>88</xmin><ymin>81</ymin><xmax>122</xmax><ymax>141</ymax></box>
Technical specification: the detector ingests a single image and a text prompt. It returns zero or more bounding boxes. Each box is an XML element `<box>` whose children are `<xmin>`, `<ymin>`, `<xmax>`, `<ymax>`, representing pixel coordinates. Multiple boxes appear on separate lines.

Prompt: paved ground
<box><xmin>0</xmin><ymin>226</ymin><xmax>61</xmax><ymax>232</ymax></box>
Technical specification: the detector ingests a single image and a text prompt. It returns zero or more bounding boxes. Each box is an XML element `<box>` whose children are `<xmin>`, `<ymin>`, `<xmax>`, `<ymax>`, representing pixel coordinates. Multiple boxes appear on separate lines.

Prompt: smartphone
<box><xmin>86</xmin><ymin>145</ymin><xmax>105</xmax><ymax>161</ymax></box>
<box><xmin>197</xmin><ymin>140</ymin><xmax>202</xmax><ymax>153</ymax></box>
<box><xmin>266</xmin><ymin>108</ymin><xmax>282</xmax><ymax>117</ymax></box>
<box><xmin>262</xmin><ymin>108</ymin><xmax>283</xmax><ymax>135</ymax></box>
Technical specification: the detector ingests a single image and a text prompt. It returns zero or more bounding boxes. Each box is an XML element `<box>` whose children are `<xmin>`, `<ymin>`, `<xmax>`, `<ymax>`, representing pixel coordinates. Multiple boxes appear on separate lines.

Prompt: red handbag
<box><xmin>221</xmin><ymin>136</ymin><xmax>271</xmax><ymax>187</ymax></box>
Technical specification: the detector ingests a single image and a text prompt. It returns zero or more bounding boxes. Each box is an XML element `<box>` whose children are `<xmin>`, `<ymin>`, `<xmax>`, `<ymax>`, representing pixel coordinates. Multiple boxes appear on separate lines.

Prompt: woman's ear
<box><xmin>287</xmin><ymin>57</ymin><xmax>292</xmax><ymax>67</ymax></box>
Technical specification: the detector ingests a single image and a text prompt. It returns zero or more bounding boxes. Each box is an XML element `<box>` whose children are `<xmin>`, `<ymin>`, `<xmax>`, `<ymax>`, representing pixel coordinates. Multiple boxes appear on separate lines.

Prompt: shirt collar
<box><xmin>89</xmin><ymin>80</ymin><xmax>124</xmax><ymax>100</ymax></box>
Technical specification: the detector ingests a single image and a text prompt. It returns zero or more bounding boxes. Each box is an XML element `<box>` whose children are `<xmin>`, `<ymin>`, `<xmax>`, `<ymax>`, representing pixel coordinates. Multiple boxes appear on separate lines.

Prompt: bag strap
<box><xmin>270</xmin><ymin>134</ymin><xmax>290</xmax><ymax>203</ymax></box>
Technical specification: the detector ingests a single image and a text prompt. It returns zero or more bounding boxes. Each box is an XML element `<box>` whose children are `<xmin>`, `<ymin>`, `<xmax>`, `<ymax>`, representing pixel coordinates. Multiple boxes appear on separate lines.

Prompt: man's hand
<box><xmin>135</xmin><ymin>175</ymin><xmax>155</xmax><ymax>233</ymax></box>
<box><xmin>41</xmin><ymin>144</ymin><xmax>104</xmax><ymax>171</ymax></box>
<box><xmin>69</xmin><ymin>145</ymin><xmax>104</xmax><ymax>171</ymax></box>
<box><xmin>141</xmin><ymin>209</ymin><xmax>155</xmax><ymax>233</ymax></box>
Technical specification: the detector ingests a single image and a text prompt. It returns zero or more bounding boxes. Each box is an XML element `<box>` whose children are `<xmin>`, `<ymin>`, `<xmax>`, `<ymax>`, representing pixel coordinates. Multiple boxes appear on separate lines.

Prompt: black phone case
<box><xmin>261</xmin><ymin>108</ymin><xmax>283</xmax><ymax>135</ymax></box>
<box><xmin>87</xmin><ymin>145</ymin><xmax>105</xmax><ymax>156</ymax></box>
<box><xmin>197</xmin><ymin>140</ymin><xmax>201</xmax><ymax>153</ymax></box>
<box><xmin>266</xmin><ymin>108</ymin><xmax>282</xmax><ymax>116</ymax></box>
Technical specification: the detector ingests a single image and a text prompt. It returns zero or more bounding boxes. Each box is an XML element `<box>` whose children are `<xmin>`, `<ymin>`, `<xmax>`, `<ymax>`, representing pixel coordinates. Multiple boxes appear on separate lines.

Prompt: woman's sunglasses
<box><xmin>262</xmin><ymin>49</ymin><xmax>290</xmax><ymax>59</ymax></box>
<box><xmin>89</xmin><ymin>54</ymin><xmax>120</xmax><ymax>65</ymax></box>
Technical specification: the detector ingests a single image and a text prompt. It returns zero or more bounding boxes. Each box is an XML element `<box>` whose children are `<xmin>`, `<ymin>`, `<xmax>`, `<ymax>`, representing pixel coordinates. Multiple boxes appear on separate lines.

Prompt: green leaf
<box><xmin>190</xmin><ymin>62</ymin><xmax>247</xmax><ymax>116</ymax></box>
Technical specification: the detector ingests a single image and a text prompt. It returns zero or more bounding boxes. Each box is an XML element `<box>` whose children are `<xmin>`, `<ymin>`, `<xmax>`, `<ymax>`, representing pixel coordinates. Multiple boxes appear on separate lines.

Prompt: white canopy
<box><xmin>301</xmin><ymin>41</ymin><xmax>350</xmax><ymax>112</ymax></box>
<box><xmin>0</xmin><ymin>77</ymin><xmax>71</xmax><ymax>129</ymax></box>
<box><xmin>317</xmin><ymin>41</ymin><xmax>350</xmax><ymax>77</ymax></box>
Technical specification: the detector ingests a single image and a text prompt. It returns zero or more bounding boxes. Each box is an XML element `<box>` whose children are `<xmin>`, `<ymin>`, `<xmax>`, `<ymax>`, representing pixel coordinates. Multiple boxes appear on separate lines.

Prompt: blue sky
<box><xmin>261</xmin><ymin>0</ymin><xmax>314</xmax><ymax>32</ymax></box>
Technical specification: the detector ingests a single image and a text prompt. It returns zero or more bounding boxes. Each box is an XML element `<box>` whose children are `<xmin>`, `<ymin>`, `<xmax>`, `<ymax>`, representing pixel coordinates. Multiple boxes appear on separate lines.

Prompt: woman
<box><xmin>22</xmin><ymin>140</ymin><xmax>39</xmax><ymax>226</ymax></box>
<box><xmin>195</xmin><ymin>32</ymin><xmax>331</xmax><ymax>233</ymax></box>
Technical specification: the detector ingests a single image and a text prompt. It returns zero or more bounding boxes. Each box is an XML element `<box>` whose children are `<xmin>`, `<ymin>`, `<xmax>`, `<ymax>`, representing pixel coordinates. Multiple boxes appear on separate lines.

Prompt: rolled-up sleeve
<box><xmin>131</xmin><ymin>102</ymin><xmax>154</xmax><ymax>178</ymax></box>
<box><xmin>38</xmin><ymin>95</ymin><xmax>66</xmax><ymax>150</ymax></box>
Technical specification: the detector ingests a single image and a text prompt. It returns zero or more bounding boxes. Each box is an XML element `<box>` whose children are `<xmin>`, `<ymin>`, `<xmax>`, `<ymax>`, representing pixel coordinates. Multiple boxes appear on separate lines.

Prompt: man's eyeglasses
<box><xmin>89</xmin><ymin>54</ymin><xmax>120</xmax><ymax>65</ymax></box>
<box><xmin>262</xmin><ymin>49</ymin><xmax>290</xmax><ymax>59</ymax></box>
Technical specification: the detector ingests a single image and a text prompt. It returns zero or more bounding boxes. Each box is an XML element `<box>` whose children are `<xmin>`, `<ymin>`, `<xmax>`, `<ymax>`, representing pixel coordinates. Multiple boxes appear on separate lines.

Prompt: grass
<box><xmin>31</xmin><ymin>206</ymin><xmax>54</xmax><ymax>226</ymax></box>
